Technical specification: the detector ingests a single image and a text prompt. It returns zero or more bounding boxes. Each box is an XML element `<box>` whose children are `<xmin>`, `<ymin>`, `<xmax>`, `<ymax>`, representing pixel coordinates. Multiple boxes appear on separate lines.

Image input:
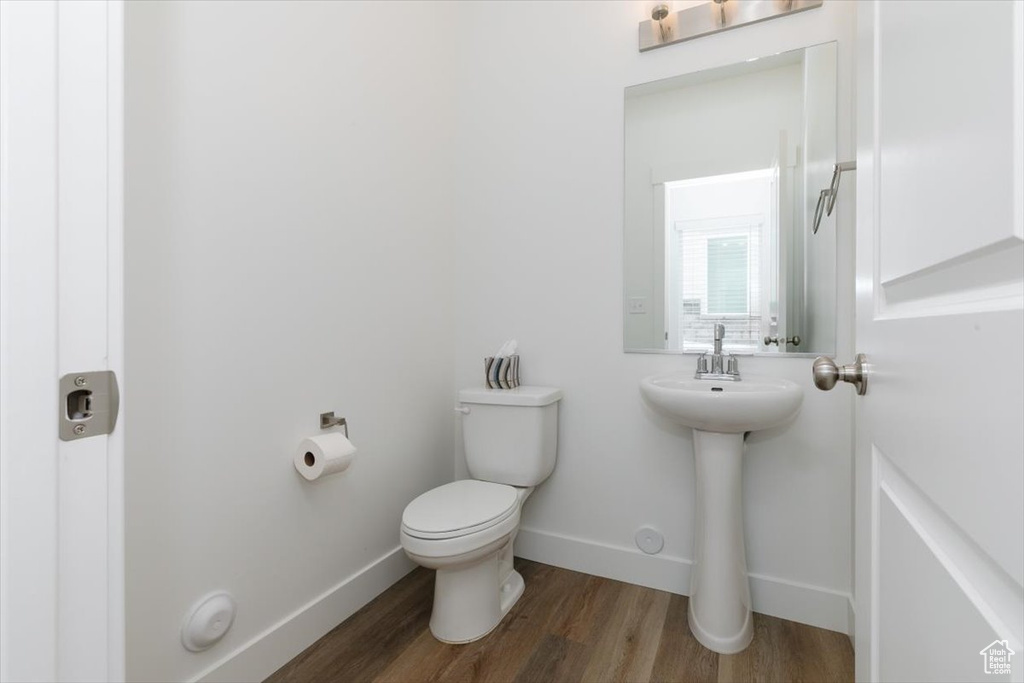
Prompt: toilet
<box><xmin>399</xmin><ymin>386</ymin><xmax>562</xmax><ymax>644</ymax></box>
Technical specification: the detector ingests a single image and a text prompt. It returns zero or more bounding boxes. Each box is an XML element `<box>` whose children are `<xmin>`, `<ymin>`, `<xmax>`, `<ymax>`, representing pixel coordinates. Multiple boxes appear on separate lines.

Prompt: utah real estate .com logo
<box><xmin>980</xmin><ymin>640</ymin><xmax>1015</xmax><ymax>676</ymax></box>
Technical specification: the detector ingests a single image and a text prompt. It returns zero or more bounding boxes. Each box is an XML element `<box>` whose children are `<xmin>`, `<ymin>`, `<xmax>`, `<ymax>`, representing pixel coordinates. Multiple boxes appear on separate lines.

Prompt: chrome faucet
<box><xmin>712</xmin><ymin>323</ymin><xmax>725</xmax><ymax>372</ymax></box>
<box><xmin>695</xmin><ymin>323</ymin><xmax>741</xmax><ymax>381</ymax></box>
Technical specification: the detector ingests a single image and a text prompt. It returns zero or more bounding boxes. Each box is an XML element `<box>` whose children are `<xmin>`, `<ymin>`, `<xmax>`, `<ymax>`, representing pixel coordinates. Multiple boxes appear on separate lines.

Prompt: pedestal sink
<box><xmin>639</xmin><ymin>372</ymin><xmax>802</xmax><ymax>654</ymax></box>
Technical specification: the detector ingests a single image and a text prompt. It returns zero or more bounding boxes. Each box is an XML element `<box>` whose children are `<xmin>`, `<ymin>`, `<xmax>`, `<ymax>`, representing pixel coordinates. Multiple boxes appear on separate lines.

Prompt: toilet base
<box><xmin>403</xmin><ymin>488</ymin><xmax>536</xmax><ymax>645</ymax></box>
<box><xmin>429</xmin><ymin>549</ymin><xmax>524</xmax><ymax>644</ymax></box>
<box><xmin>499</xmin><ymin>569</ymin><xmax>525</xmax><ymax>615</ymax></box>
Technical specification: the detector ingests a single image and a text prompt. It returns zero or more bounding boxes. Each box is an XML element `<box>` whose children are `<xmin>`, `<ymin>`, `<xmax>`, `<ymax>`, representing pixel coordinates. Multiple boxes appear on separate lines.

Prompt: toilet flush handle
<box><xmin>454</xmin><ymin>405</ymin><xmax>470</xmax><ymax>415</ymax></box>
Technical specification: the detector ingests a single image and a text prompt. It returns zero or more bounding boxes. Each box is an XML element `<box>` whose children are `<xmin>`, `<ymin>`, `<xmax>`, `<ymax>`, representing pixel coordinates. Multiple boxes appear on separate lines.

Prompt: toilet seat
<box><xmin>400</xmin><ymin>480</ymin><xmax>522</xmax><ymax>561</ymax></box>
<box><xmin>402</xmin><ymin>480</ymin><xmax>518</xmax><ymax>540</ymax></box>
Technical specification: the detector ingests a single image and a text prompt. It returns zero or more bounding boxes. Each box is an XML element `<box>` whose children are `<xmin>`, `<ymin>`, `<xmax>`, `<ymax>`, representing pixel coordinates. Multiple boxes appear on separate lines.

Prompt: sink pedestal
<box><xmin>639</xmin><ymin>371</ymin><xmax>803</xmax><ymax>655</ymax></box>
<box><xmin>688</xmin><ymin>430</ymin><xmax>753</xmax><ymax>654</ymax></box>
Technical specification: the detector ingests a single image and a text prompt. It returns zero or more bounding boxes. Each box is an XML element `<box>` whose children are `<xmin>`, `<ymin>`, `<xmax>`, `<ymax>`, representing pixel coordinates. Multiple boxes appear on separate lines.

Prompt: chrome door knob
<box><xmin>812</xmin><ymin>354</ymin><xmax>868</xmax><ymax>395</ymax></box>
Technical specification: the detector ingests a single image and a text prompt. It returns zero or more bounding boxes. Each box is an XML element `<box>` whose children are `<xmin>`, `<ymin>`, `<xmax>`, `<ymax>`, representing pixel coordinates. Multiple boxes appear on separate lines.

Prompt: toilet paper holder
<box><xmin>319</xmin><ymin>411</ymin><xmax>349</xmax><ymax>437</ymax></box>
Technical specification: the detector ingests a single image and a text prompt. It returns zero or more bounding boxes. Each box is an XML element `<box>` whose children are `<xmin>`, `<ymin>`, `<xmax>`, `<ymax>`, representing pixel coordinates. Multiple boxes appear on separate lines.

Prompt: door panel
<box><xmin>877</xmin><ymin>450</ymin><xmax>1013</xmax><ymax>682</ymax></box>
<box><xmin>872</xmin><ymin>0</ymin><xmax>1024</xmax><ymax>589</ymax></box>
<box><xmin>866</xmin><ymin>311</ymin><xmax>1023</xmax><ymax>587</ymax></box>
<box><xmin>877</xmin><ymin>1</ymin><xmax>1021</xmax><ymax>285</ymax></box>
<box><xmin>856</xmin><ymin>2</ymin><xmax>1024</xmax><ymax>681</ymax></box>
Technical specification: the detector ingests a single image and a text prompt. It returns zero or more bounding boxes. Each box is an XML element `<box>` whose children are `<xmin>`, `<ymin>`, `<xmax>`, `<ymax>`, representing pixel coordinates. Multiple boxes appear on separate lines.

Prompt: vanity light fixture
<box><xmin>651</xmin><ymin>4</ymin><xmax>672</xmax><ymax>43</ymax></box>
<box><xmin>639</xmin><ymin>0</ymin><xmax>824</xmax><ymax>52</ymax></box>
<box><xmin>712</xmin><ymin>0</ymin><xmax>728</xmax><ymax>25</ymax></box>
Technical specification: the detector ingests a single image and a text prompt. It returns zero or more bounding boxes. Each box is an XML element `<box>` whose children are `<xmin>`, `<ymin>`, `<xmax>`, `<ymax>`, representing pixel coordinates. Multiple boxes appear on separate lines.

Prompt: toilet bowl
<box><xmin>400</xmin><ymin>480</ymin><xmax>532</xmax><ymax>643</ymax></box>
<box><xmin>399</xmin><ymin>385</ymin><xmax>562</xmax><ymax>644</ymax></box>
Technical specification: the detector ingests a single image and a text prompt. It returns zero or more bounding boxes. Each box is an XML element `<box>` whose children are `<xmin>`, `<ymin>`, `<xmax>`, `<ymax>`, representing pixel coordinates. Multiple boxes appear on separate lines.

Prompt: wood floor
<box><xmin>267</xmin><ymin>559</ymin><xmax>853</xmax><ymax>683</ymax></box>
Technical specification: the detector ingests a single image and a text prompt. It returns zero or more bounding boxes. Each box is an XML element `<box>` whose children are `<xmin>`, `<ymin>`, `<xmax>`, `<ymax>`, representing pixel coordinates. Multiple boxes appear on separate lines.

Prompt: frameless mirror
<box><xmin>623</xmin><ymin>42</ymin><xmax>837</xmax><ymax>355</ymax></box>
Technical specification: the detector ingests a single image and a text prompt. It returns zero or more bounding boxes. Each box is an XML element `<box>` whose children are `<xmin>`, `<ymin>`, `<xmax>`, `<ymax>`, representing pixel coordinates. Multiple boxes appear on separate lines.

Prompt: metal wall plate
<box><xmin>59</xmin><ymin>371</ymin><xmax>119</xmax><ymax>441</ymax></box>
<box><xmin>639</xmin><ymin>0</ymin><xmax>824</xmax><ymax>53</ymax></box>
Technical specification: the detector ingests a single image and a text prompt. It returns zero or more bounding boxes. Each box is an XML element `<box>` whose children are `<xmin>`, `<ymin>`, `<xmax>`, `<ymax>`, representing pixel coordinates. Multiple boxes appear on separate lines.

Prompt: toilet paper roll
<box><xmin>293</xmin><ymin>432</ymin><xmax>357</xmax><ymax>481</ymax></box>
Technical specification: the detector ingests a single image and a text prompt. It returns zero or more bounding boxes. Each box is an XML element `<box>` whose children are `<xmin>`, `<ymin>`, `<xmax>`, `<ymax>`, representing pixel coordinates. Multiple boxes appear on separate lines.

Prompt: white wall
<box><xmin>453</xmin><ymin>0</ymin><xmax>857</xmax><ymax>632</ymax></box>
<box><xmin>125</xmin><ymin>2</ymin><xmax>456</xmax><ymax>681</ymax></box>
<box><xmin>125</xmin><ymin>3</ymin><xmax>858</xmax><ymax>679</ymax></box>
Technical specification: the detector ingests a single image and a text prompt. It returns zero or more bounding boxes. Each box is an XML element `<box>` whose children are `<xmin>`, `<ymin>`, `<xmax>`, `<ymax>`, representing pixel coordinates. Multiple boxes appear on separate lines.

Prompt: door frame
<box><xmin>0</xmin><ymin>1</ymin><xmax>125</xmax><ymax>680</ymax></box>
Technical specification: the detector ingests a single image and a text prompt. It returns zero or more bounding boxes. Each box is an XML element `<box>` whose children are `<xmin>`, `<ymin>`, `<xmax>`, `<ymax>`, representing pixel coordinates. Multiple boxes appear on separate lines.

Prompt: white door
<box><xmin>0</xmin><ymin>1</ymin><xmax>125</xmax><ymax>681</ymax></box>
<box><xmin>851</xmin><ymin>2</ymin><xmax>1023</xmax><ymax>682</ymax></box>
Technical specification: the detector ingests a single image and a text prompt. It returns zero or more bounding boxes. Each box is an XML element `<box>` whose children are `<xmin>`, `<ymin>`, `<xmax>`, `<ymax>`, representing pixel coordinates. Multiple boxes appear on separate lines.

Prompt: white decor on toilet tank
<box><xmin>399</xmin><ymin>386</ymin><xmax>562</xmax><ymax>644</ymax></box>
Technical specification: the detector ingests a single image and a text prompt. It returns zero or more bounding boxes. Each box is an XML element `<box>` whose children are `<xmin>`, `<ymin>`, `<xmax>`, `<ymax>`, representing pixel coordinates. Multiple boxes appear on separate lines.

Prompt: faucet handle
<box><xmin>696</xmin><ymin>353</ymin><xmax>708</xmax><ymax>374</ymax></box>
<box><xmin>727</xmin><ymin>355</ymin><xmax>739</xmax><ymax>376</ymax></box>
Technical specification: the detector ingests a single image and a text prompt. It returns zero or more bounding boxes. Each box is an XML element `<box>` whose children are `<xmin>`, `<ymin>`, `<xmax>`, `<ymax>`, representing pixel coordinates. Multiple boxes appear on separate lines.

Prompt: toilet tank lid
<box><xmin>458</xmin><ymin>386</ymin><xmax>563</xmax><ymax>407</ymax></box>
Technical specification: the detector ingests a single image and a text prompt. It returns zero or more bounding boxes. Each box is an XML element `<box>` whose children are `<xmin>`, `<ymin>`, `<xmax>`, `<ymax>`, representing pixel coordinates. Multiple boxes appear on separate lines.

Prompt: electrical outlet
<box><xmin>627</xmin><ymin>297</ymin><xmax>647</xmax><ymax>314</ymax></box>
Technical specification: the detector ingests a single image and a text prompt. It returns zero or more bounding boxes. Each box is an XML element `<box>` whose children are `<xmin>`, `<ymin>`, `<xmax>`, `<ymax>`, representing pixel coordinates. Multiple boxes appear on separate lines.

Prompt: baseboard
<box><xmin>516</xmin><ymin>526</ymin><xmax>692</xmax><ymax>594</ymax></box>
<box><xmin>747</xmin><ymin>568</ymin><xmax>851</xmax><ymax>635</ymax></box>
<box><xmin>193</xmin><ymin>547</ymin><xmax>415</xmax><ymax>683</ymax></box>
<box><xmin>515</xmin><ymin>527</ymin><xmax>851</xmax><ymax>635</ymax></box>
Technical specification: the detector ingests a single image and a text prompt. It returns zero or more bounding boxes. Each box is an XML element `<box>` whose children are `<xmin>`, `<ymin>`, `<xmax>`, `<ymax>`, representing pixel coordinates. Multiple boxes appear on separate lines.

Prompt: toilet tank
<box><xmin>457</xmin><ymin>386</ymin><xmax>562</xmax><ymax>487</ymax></box>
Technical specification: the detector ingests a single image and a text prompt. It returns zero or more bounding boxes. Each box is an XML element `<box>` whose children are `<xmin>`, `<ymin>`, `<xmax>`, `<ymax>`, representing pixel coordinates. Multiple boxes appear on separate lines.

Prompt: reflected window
<box><xmin>665</xmin><ymin>169</ymin><xmax>775</xmax><ymax>352</ymax></box>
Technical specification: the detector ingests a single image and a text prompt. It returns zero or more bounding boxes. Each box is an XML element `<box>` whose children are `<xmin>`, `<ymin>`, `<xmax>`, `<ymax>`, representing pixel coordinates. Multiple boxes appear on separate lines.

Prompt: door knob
<box><xmin>812</xmin><ymin>354</ymin><xmax>868</xmax><ymax>395</ymax></box>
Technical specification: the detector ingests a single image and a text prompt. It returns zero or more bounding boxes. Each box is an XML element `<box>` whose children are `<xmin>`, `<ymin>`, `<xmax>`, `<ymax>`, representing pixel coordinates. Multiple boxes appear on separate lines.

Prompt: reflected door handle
<box><xmin>812</xmin><ymin>354</ymin><xmax>868</xmax><ymax>395</ymax></box>
<box><xmin>764</xmin><ymin>335</ymin><xmax>801</xmax><ymax>347</ymax></box>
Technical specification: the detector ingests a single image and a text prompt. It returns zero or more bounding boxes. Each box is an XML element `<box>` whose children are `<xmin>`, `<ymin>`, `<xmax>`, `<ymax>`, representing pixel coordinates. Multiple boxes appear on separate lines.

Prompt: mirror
<box><xmin>623</xmin><ymin>42</ymin><xmax>837</xmax><ymax>355</ymax></box>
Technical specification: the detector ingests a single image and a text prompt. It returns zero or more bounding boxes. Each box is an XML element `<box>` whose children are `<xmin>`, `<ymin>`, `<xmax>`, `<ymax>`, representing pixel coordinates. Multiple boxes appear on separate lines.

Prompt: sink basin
<box><xmin>639</xmin><ymin>371</ymin><xmax>803</xmax><ymax>654</ymax></box>
<box><xmin>639</xmin><ymin>373</ymin><xmax>802</xmax><ymax>433</ymax></box>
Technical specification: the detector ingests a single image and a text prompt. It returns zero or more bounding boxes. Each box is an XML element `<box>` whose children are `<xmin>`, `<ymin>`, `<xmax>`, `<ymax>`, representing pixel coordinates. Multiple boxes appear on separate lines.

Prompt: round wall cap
<box><xmin>181</xmin><ymin>591</ymin><xmax>236</xmax><ymax>652</ymax></box>
<box><xmin>635</xmin><ymin>527</ymin><xmax>664</xmax><ymax>555</ymax></box>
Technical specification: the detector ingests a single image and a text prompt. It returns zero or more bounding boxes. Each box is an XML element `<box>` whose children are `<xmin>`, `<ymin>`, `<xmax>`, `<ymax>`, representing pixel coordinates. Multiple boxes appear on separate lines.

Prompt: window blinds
<box><xmin>670</xmin><ymin>217</ymin><xmax>763</xmax><ymax>352</ymax></box>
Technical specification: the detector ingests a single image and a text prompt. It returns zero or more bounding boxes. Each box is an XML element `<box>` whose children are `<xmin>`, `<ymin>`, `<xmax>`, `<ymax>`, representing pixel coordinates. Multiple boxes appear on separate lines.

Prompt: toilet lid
<box><xmin>402</xmin><ymin>480</ymin><xmax>518</xmax><ymax>539</ymax></box>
